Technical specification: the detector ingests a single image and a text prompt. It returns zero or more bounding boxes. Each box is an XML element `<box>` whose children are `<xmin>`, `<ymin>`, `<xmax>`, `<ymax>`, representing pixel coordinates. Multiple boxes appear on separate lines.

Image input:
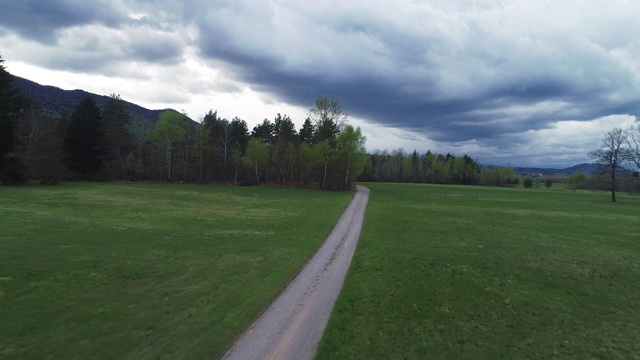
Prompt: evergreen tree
<box><xmin>251</xmin><ymin>119</ymin><xmax>274</xmax><ymax>145</ymax></box>
<box><xmin>299</xmin><ymin>117</ymin><xmax>314</xmax><ymax>145</ymax></box>
<box><xmin>230</xmin><ymin>117</ymin><xmax>249</xmax><ymax>153</ymax></box>
<box><xmin>63</xmin><ymin>96</ymin><xmax>105</xmax><ymax>179</ymax></box>
<box><xmin>0</xmin><ymin>55</ymin><xmax>24</xmax><ymax>184</ymax></box>
<box><xmin>101</xmin><ymin>94</ymin><xmax>133</xmax><ymax>179</ymax></box>
<box><xmin>273</xmin><ymin>113</ymin><xmax>297</xmax><ymax>143</ymax></box>
<box><xmin>272</xmin><ymin>114</ymin><xmax>298</xmax><ymax>184</ymax></box>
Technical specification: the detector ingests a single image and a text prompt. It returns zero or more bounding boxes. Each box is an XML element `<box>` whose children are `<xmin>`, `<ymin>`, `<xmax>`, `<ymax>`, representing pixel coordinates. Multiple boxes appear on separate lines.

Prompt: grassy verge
<box><xmin>317</xmin><ymin>183</ymin><xmax>640</xmax><ymax>359</ymax></box>
<box><xmin>0</xmin><ymin>182</ymin><xmax>352</xmax><ymax>359</ymax></box>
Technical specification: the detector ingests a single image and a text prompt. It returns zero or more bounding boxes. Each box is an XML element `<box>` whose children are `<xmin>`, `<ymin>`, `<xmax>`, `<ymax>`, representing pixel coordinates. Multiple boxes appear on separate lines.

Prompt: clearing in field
<box><xmin>317</xmin><ymin>183</ymin><xmax>640</xmax><ymax>359</ymax></box>
<box><xmin>0</xmin><ymin>182</ymin><xmax>352</xmax><ymax>359</ymax></box>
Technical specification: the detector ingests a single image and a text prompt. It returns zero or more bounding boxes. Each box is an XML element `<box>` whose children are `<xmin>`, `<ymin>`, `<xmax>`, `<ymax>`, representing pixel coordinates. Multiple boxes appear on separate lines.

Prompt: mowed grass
<box><xmin>0</xmin><ymin>182</ymin><xmax>352</xmax><ymax>359</ymax></box>
<box><xmin>317</xmin><ymin>183</ymin><xmax>640</xmax><ymax>359</ymax></box>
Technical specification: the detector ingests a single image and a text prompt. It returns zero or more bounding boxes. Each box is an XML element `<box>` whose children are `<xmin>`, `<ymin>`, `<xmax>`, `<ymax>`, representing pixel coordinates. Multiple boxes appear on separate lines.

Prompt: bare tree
<box><xmin>15</xmin><ymin>102</ymin><xmax>46</xmax><ymax>174</ymax></box>
<box><xmin>626</xmin><ymin>124</ymin><xmax>640</xmax><ymax>171</ymax></box>
<box><xmin>589</xmin><ymin>128</ymin><xmax>631</xmax><ymax>202</ymax></box>
<box><xmin>126</xmin><ymin>116</ymin><xmax>152</xmax><ymax>180</ymax></box>
<box><xmin>193</xmin><ymin>117</ymin><xmax>211</xmax><ymax>181</ymax></box>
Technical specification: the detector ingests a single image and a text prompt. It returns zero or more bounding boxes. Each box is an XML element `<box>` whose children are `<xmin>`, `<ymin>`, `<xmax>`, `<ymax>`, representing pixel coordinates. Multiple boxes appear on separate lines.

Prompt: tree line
<box><xmin>0</xmin><ymin>55</ymin><xmax>568</xmax><ymax>191</ymax></box>
<box><xmin>358</xmin><ymin>149</ymin><xmax>521</xmax><ymax>187</ymax></box>
<box><xmin>0</xmin><ymin>57</ymin><xmax>367</xmax><ymax>190</ymax></box>
<box><xmin>3</xmin><ymin>54</ymin><xmax>638</xmax><ymax>195</ymax></box>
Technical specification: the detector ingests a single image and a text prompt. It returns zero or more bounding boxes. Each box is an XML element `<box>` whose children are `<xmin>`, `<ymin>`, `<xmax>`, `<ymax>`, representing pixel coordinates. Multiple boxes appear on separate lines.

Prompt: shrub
<box><xmin>523</xmin><ymin>175</ymin><xmax>534</xmax><ymax>188</ymax></box>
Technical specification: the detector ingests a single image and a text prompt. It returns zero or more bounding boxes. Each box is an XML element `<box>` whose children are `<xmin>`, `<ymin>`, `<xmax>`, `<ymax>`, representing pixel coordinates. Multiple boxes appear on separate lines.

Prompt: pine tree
<box><xmin>0</xmin><ymin>55</ymin><xmax>24</xmax><ymax>183</ymax></box>
<box><xmin>101</xmin><ymin>94</ymin><xmax>133</xmax><ymax>180</ymax></box>
<box><xmin>63</xmin><ymin>96</ymin><xmax>105</xmax><ymax>178</ymax></box>
<box><xmin>299</xmin><ymin>117</ymin><xmax>314</xmax><ymax>145</ymax></box>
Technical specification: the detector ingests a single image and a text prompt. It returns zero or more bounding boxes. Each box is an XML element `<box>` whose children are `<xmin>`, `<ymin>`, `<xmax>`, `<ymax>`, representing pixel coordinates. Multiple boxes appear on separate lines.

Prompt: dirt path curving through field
<box><xmin>222</xmin><ymin>186</ymin><xmax>370</xmax><ymax>360</ymax></box>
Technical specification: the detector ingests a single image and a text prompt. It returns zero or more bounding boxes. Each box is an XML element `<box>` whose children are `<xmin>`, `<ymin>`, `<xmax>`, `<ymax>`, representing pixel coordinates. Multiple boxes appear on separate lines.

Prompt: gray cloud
<box><xmin>185</xmin><ymin>0</ymin><xmax>640</xmax><ymax>144</ymax></box>
<box><xmin>2</xmin><ymin>0</ymin><xmax>640</xmax><ymax>166</ymax></box>
<box><xmin>0</xmin><ymin>0</ymin><xmax>126</xmax><ymax>44</ymax></box>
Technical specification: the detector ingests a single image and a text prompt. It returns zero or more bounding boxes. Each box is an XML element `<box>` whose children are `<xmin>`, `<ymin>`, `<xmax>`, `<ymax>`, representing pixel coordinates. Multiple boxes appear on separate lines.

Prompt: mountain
<box><xmin>511</xmin><ymin>163</ymin><xmax>597</xmax><ymax>176</ymax></box>
<box><xmin>484</xmin><ymin>163</ymin><xmax>597</xmax><ymax>176</ymax></box>
<box><xmin>5</xmin><ymin>76</ymin><xmax>603</xmax><ymax>177</ymax></box>
<box><xmin>11</xmin><ymin>75</ymin><xmax>172</xmax><ymax>124</ymax></box>
<box><xmin>561</xmin><ymin>163</ymin><xmax>599</xmax><ymax>175</ymax></box>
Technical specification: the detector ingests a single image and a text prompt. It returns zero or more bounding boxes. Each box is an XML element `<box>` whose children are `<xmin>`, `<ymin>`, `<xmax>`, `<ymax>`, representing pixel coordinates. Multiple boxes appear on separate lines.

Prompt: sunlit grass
<box><xmin>0</xmin><ymin>182</ymin><xmax>352</xmax><ymax>359</ymax></box>
<box><xmin>317</xmin><ymin>183</ymin><xmax>640</xmax><ymax>359</ymax></box>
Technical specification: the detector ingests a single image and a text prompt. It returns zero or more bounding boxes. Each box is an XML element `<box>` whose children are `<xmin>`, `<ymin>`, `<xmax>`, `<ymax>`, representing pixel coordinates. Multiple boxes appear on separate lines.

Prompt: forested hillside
<box><xmin>11</xmin><ymin>75</ymin><xmax>167</xmax><ymax>126</ymax></box>
<box><xmin>1</xmin><ymin>60</ymin><xmax>369</xmax><ymax>189</ymax></box>
<box><xmin>2</xmin><ymin>58</ymin><xmax>628</xmax><ymax>191</ymax></box>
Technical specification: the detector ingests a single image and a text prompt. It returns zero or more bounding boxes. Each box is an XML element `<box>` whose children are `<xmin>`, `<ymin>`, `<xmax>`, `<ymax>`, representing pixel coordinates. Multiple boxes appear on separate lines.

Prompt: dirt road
<box><xmin>222</xmin><ymin>186</ymin><xmax>370</xmax><ymax>360</ymax></box>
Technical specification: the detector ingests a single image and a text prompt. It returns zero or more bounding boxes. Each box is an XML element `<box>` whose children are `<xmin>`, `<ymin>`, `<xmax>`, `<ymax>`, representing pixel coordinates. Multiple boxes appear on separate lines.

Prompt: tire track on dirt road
<box><xmin>222</xmin><ymin>186</ymin><xmax>370</xmax><ymax>360</ymax></box>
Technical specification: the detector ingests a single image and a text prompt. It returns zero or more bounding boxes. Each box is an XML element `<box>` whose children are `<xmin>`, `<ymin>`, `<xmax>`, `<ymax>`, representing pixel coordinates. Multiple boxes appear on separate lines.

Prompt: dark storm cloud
<box><xmin>2</xmin><ymin>0</ymin><xmax>639</xmax><ymax>159</ymax></box>
<box><xmin>0</xmin><ymin>0</ymin><xmax>126</xmax><ymax>44</ymax></box>
<box><xmin>186</xmin><ymin>0</ymin><xmax>640</xmax><ymax>143</ymax></box>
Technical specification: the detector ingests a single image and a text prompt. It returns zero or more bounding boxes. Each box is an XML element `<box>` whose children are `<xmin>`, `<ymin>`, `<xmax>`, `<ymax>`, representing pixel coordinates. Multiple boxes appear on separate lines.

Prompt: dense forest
<box><xmin>1</xmin><ymin>56</ymin><xmax>369</xmax><ymax>190</ymax></box>
<box><xmin>2</xmin><ymin>54</ymin><xmax>639</xmax><ymax>194</ymax></box>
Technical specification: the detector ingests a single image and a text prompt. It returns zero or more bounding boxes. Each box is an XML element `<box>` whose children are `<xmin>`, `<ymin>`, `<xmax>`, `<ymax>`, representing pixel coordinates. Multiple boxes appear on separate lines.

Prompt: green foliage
<box><xmin>299</xmin><ymin>117</ymin><xmax>314</xmax><ymax>145</ymax></box>
<box><xmin>566</xmin><ymin>172</ymin><xmax>586</xmax><ymax>191</ymax></box>
<box><xmin>124</xmin><ymin>152</ymin><xmax>142</xmax><ymax>178</ymax></box>
<box><xmin>337</xmin><ymin>125</ymin><xmax>367</xmax><ymax>190</ymax></box>
<box><xmin>364</xmin><ymin>150</ymin><xmax>480</xmax><ymax>185</ymax></box>
<box><xmin>315</xmin><ymin>140</ymin><xmax>336</xmax><ymax>189</ymax></box>
<box><xmin>0</xmin><ymin>55</ymin><xmax>24</xmax><ymax>183</ymax></box>
<box><xmin>146</xmin><ymin>109</ymin><xmax>188</xmax><ymax>181</ymax></box>
<box><xmin>193</xmin><ymin>122</ymin><xmax>211</xmax><ymax>181</ymax></box>
<box><xmin>299</xmin><ymin>142</ymin><xmax>316</xmax><ymax>184</ymax></box>
<box><xmin>13</xmin><ymin>101</ymin><xmax>65</xmax><ymax>182</ymax></box>
<box><xmin>0</xmin><ymin>182</ymin><xmax>352</xmax><ymax>359</ymax></box>
<box><xmin>147</xmin><ymin>109</ymin><xmax>187</xmax><ymax>144</ymax></box>
<box><xmin>101</xmin><ymin>94</ymin><xmax>134</xmax><ymax>179</ymax></box>
<box><xmin>544</xmin><ymin>178</ymin><xmax>553</xmax><ymax>188</ymax></box>
<box><xmin>273</xmin><ymin>113</ymin><xmax>297</xmax><ymax>143</ymax></box>
<box><xmin>318</xmin><ymin>183</ymin><xmax>640</xmax><ymax>359</ymax></box>
<box><xmin>479</xmin><ymin>165</ymin><xmax>494</xmax><ymax>186</ymax></box>
<box><xmin>495</xmin><ymin>166</ymin><xmax>516</xmax><ymax>186</ymax></box>
<box><xmin>475</xmin><ymin>166</ymin><xmax>516</xmax><ymax>186</ymax></box>
<box><xmin>201</xmin><ymin>111</ymin><xmax>249</xmax><ymax>182</ymax></box>
<box><xmin>251</xmin><ymin>118</ymin><xmax>275</xmax><ymax>144</ymax></box>
<box><xmin>310</xmin><ymin>96</ymin><xmax>346</xmax><ymax>146</ymax></box>
<box><xmin>523</xmin><ymin>174</ymin><xmax>534</xmax><ymax>188</ymax></box>
<box><xmin>242</xmin><ymin>138</ymin><xmax>269</xmax><ymax>182</ymax></box>
<box><xmin>63</xmin><ymin>96</ymin><xmax>105</xmax><ymax>178</ymax></box>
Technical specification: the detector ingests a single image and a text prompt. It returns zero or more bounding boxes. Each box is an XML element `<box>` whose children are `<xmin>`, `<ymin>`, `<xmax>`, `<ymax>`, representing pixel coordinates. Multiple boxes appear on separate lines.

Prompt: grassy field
<box><xmin>0</xmin><ymin>182</ymin><xmax>352</xmax><ymax>359</ymax></box>
<box><xmin>317</xmin><ymin>183</ymin><xmax>640</xmax><ymax>359</ymax></box>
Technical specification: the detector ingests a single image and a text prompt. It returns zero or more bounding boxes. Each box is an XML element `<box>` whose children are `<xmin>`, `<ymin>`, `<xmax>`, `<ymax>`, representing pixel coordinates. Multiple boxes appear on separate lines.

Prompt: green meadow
<box><xmin>0</xmin><ymin>182</ymin><xmax>352</xmax><ymax>359</ymax></box>
<box><xmin>318</xmin><ymin>183</ymin><xmax>640</xmax><ymax>359</ymax></box>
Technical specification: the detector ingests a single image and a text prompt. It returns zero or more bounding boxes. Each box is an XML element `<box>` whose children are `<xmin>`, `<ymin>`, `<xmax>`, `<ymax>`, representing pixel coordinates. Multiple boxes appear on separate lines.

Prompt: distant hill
<box><xmin>511</xmin><ymin>163</ymin><xmax>597</xmax><ymax>176</ymax></box>
<box><xmin>561</xmin><ymin>163</ymin><xmax>599</xmax><ymax>175</ymax></box>
<box><xmin>11</xmin><ymin>75</ymin><xmax>175</xmax><ymax>124</ymax></box>
<box><xmin>485</xmin><ymin>163</ymin><xmax>598</xmax><ymax>176</ymax></box>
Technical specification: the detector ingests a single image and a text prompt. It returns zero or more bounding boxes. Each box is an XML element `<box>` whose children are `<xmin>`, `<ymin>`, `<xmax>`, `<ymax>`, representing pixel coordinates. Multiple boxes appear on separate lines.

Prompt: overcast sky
<box><xmin>1</xmin><ymin>0</ymin><xmax>639</xmax><ymax>167</ymax></box>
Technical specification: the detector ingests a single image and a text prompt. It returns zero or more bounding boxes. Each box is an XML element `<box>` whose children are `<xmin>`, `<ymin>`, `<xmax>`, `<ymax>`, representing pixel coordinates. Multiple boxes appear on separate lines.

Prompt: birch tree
<box><xmin>337</xmin><ymin>125</ymin><xmax>366</xmax><ymax>190</ymax></box>
<box><xmin>147</xmin><ymin>110</ymin><xmax>187</xmax><ymax>181</ymax></box>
